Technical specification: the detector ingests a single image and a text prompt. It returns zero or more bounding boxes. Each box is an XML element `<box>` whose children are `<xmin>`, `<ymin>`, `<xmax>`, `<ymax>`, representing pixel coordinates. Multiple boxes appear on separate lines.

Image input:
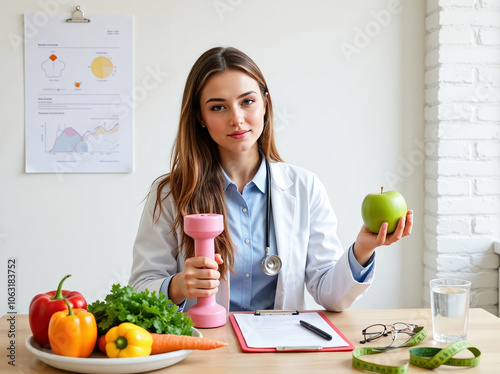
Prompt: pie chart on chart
<box><xmin>91</xmin><ymin>56</ymin><xmax>114</xmax><ymax>79</ymax></box>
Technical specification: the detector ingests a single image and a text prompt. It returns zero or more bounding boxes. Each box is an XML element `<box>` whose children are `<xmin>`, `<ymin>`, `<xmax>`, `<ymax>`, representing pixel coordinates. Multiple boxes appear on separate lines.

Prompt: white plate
<box><xmin>25</xmin><ymin>328</ymin><xmax>202</xmax><ymax>374</ymax></box>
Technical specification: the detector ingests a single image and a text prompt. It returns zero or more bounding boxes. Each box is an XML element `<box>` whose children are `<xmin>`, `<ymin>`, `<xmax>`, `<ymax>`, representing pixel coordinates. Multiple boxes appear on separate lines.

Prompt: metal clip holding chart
<box><xmin>66</xmin><ymin>6</ymin><xmax>90</xmax><ymax>23</ymax></box>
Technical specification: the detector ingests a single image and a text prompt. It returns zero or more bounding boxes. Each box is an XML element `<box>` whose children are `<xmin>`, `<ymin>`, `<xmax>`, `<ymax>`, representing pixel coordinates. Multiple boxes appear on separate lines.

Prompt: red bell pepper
<box><xmin>29</xmin><ymin>274</ymin><xmax>87</xmax><ymax>347</ymax></box>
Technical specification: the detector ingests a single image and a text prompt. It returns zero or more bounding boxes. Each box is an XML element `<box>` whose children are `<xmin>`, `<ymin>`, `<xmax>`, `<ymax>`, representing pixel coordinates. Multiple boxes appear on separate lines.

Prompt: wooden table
<box><xmin>1</xmin><ymin>308</ymin><xmax>498</xmax><ymax>373</ymax></box>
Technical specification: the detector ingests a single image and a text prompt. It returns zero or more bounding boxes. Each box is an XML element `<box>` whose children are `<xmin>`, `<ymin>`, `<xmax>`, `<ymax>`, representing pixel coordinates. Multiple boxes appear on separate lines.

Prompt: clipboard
<box><xmin>229</xmin><ymin>310</ymin><xmax>355</xmax><ymax>353</ymax></box>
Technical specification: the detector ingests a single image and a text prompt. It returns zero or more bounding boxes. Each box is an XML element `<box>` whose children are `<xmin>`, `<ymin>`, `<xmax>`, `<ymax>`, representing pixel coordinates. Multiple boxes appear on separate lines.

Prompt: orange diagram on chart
<box><xmin>91</xmin><ymin>56</ymin><xmax>114</xmax><ymax>79</ymax></box>
<box><xmin>41</xmin><ymin>54</ymin><xmax>66</xmax><ymax>78</ymax></box>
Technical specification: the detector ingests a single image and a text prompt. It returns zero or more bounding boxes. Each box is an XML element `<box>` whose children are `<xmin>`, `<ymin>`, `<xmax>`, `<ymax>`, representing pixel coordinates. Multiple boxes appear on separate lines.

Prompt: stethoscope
<box><xmin>262</xmin><ymin>155</ymin><xmax>282</xmax><ymax>276</ymax></box>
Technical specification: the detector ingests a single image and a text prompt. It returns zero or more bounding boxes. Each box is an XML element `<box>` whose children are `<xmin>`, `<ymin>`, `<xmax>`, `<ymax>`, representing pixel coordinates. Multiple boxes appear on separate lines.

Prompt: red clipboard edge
<box><xmin>229</xmin><ymin>311</ymin><xmax>355</xmax><ymax>353</ymax></box>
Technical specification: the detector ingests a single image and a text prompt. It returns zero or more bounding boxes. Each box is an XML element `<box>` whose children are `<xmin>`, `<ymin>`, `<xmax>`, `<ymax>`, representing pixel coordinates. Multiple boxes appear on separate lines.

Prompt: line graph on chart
<box><xmin>43</xmin><ymin>122</ymin><xmax>120</xmax><ymax>154</ymax></box>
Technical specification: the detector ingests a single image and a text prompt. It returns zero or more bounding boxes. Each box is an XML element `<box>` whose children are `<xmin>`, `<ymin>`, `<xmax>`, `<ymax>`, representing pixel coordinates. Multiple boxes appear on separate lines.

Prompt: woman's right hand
<box><xmin>168</xmin><ymin>254</ymin><xmax>223</xmax><ymax>304</ymax></box>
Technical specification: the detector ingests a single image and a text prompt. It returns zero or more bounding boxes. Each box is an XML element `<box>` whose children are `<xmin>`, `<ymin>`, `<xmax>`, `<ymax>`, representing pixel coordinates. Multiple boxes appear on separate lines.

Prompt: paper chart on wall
<box><xmin>24</xmin><ymin>12</ymin><xmax>133</xmax><ymax>173</ymax></box>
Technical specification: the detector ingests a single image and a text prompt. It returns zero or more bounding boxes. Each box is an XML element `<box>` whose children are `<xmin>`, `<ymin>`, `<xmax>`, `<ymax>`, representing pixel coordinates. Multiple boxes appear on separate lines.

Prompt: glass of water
<box><xmin>430</xmin><ymin>278</ymin><xmax>471</xmax><ymax>343</ymax></box>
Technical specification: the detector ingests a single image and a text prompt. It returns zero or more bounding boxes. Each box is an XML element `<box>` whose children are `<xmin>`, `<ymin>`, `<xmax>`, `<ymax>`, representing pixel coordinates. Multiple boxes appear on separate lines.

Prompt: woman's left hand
<box><xmin>353</xmin><ymin>210</ymin><xmax>413</xmax><ymax>266</ymax></box>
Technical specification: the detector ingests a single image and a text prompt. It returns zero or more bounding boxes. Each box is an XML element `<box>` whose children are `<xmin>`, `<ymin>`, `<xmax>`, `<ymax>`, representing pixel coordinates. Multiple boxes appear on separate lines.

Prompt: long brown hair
<box><xmin>153</xmin><ymin>46</ymin><xmax>282</xmax><ymax>276</ymax></box>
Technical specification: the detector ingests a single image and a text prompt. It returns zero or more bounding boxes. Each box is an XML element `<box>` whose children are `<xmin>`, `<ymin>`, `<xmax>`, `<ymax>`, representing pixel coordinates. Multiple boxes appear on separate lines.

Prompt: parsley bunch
<box><xmin>88</xmin><ymin>284</ymin><xmax>194</xmax><ymax>336</ymax></box>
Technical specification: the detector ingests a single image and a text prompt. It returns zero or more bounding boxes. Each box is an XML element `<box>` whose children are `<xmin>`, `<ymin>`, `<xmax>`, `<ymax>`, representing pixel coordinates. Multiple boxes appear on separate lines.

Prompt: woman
<box><xmin>128</xmin><ymin>46</ymin><xmax>413</xmax><ymax>312</ymax></box>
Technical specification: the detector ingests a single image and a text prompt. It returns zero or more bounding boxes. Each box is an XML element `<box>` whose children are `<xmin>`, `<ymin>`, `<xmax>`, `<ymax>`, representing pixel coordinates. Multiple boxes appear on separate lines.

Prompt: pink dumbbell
<box><xmin>184</xmin><ymin>214</ymin><xmax>227</xmax><ymax>328</ymax></box>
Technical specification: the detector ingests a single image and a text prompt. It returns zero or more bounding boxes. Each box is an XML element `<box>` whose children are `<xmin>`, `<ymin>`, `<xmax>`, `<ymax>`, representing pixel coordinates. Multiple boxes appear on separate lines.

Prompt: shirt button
<box><xmin>245</xmin><ymin>238</ymin><xmax>250</xmax><ymax>244</ymax></box>
<box><xmin>245</xmin><ymin>273</ymin><xmax>250</xmax><ymax>278</ymax></box>
<box><xmin>360</xmin><ymin>269</ymin><xmax>366</xmax><ymax>274</ymax></box>
<box><xmin>243</xmin><ymin>208</ymin><xmax>248</xmax><ymax>213</ymax></box>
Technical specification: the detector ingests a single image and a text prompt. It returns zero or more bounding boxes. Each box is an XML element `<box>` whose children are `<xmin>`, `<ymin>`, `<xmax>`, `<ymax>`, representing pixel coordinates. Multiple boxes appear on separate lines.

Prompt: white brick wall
<box><xmin>424</xmin><ymin>0</ymin><xmax>500</xmax><ymax>316</ymax></box>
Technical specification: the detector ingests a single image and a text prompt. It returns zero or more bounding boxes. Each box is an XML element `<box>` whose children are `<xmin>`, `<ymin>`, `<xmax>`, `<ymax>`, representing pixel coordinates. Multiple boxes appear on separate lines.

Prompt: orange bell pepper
<box><xmin>48</xmin><ymin>298</ymin><xmax>97</xmax><ymax>358</ymax></box>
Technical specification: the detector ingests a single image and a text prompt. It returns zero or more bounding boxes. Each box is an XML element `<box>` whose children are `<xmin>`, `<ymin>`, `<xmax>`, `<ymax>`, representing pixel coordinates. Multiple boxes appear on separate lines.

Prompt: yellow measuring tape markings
<box><xmin>352</xmin><ymin>348</ymin><xmax>409</xmax><ymax>374</ymax></box>
<box><xmin>409</xmin><ymin>340</ymin><xmax>481</xmax><ymax>369</ymax></box>
<box><xmin>352</xmin><ymin>327</ymin><xmax>481</xmax><ymax>374</ymax></box>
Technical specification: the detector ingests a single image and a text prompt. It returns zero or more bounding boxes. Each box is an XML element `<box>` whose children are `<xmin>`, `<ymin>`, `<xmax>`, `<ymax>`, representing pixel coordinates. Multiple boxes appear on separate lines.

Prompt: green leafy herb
<box><xmin>88</xmin><ymin>284</ymin><xmax>194</xmax><ymax>336</ymax></box>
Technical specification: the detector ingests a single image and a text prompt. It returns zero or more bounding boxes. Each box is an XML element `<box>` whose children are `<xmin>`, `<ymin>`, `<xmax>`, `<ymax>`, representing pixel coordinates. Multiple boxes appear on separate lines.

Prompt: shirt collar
<box><xmin>222</xmin><ymin>157</ymin><xmax>267</xmax><ymax>194</ymax></box>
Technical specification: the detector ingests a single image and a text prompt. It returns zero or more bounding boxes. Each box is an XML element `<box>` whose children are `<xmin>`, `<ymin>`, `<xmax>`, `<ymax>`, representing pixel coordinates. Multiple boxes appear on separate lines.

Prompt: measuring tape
<box><xmin>352</xmin><ymin>327</ymin><xmax>481</xmax><ymax>374</ymax></box>
<box><xmin>409</xmin><ymin>340</ymin><xmax>481</xmax><ymax>369</ymax></box>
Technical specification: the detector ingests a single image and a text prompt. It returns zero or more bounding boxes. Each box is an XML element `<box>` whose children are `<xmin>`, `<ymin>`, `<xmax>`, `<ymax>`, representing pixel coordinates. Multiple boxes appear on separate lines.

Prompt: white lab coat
<box><xmin>129</xmin><ymin>161</ymin><xmax>373</xmax><ymax>312</ymax></box>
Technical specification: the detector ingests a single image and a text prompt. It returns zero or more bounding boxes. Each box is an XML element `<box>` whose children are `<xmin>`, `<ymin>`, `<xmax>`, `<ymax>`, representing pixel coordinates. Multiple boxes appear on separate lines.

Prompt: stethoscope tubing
<box><xmin>262</xmin><ymin>154</ymin><xmax>282</xmax><ymax>276</ymax></box>
<box><xmin>265</xmin><ymin>154</ymin><xmax>271</xmax><ymax>251</ymax></box>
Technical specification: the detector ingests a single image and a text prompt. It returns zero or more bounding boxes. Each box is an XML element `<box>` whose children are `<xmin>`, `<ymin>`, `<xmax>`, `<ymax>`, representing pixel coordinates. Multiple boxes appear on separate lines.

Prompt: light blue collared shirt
<box><xmin>161</xmin><ymin>159</ymin><xmax>374</xmax><ymax>310</ymax></box>
<box><xmin>223</xmin><ymin>158</ymin><xmax>278</xmax><ymax>312</ymax></box>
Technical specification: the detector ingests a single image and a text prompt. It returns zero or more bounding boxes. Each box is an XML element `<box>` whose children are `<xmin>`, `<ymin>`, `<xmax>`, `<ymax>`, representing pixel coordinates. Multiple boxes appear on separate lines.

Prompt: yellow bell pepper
<box><xmin>105</xmin><ymin>322</ymin><xmax>153</xmax><ymax>358</ymax></box>
<box><xmin>48</xmin><ymin>298</ymin><xmax>97</xmax><ymax>358</ymax></box>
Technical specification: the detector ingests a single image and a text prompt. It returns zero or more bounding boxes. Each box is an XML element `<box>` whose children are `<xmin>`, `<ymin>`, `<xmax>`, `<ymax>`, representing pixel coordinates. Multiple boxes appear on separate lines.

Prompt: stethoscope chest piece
<box><xmin>262</xmin><ymin>247</ymin><xmax>282</xmax><ymax>276</ymax></box>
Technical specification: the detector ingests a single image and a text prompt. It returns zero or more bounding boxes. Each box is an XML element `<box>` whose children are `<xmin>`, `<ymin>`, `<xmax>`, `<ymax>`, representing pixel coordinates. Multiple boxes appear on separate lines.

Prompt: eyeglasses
<box><xmin>360</xmin><ymin>322</ymin><xmax>418</xmax><ymax>350</ymax></box>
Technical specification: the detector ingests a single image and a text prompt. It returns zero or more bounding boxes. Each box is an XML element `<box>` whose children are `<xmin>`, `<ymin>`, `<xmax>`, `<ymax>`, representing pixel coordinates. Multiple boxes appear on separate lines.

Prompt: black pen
<box><xmin>299</xmin><ymin>320</ymin><xmax>332</xmax><ymax>341</ymax></box>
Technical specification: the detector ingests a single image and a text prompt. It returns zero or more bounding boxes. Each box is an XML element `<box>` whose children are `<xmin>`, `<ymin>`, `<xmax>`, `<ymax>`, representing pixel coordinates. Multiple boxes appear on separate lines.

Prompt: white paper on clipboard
<box><xmin>233</xmin><ymin>312</ymin><xmax>350</xmax><ymax>349</ymax></box>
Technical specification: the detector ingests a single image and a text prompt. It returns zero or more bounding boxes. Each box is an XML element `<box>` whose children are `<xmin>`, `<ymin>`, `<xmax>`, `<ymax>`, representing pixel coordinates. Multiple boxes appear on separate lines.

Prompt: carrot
<box><xmin>150</xmin><ymin>333</ymin><xmax>228</xmax><ymax>355</ymax></box>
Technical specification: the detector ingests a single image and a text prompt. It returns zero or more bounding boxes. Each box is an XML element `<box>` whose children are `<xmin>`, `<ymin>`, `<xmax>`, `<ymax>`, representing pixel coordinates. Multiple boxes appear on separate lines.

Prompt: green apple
<box><xmin>361</xmin><ymin>187</ymin><xmax>407</xmax><ymax>234</ymax></box>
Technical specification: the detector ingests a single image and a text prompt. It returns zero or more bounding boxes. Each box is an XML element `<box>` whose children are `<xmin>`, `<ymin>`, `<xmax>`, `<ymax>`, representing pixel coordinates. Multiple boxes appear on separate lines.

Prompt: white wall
<box><xmin>0</xmin><ymin>0</ymin><xmax>425</xmax><ymax>315</ymax></box>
